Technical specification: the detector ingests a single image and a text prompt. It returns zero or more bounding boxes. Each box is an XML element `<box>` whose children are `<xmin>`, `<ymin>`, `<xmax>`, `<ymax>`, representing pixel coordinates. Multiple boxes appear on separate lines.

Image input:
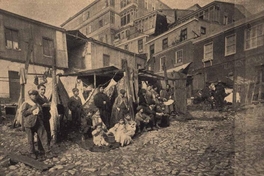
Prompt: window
<box><xmin>137</xmin><ymin>64</ymin><xmax>142</xmax><ymax>69</ymax></box>
<box><xmin>99</xmin><ymin>20</ymin><xmax>103</xmax><ymax>28</ymax></box>
<box><xmin>110</xmin><ymin>12</ymin><xmax>115</xmax><ymax>24</ymax></box>
<box><xmin>5</xmin><ymin>28</ymin><xmax>19</xmax><ymax>50</ymax></box>
<box><xmin>180</xmin><ymin>28</ymin><xmax>187</xmax><ymax>41</ymax></box>
<box><xmin>126</xmin><ymin>30</ymin><xmax>130</xmax><ymax>38</ymax></box>
<box><xmin>86</xmin><ymin>25</ymin><xmax>92</xmax><ymax>34</ymax></box>
<box><xmin>162</xmin><ymin>38</ymin><xmax>168</xmax><ymax>49</ymax></box>
<box><xmin>121</xmin><ymin>59</ymin><xmax>126</xmax><ymax>70</ymax></box>
<box><xmin>160</xmin><ymin>56</ymin><xmax>166</xmax><ymax>71</ymax></box>
<box><xmin>150</xmin><ymin>44</ymin><xmax>154</xmax><ymax>57</ymax></box>
<box><xmin>43</xmin><ymin>38</ymin><xmax>54</xmax><ymax>57</ymax></box>
<box><xmin>223</xmin><ymin>14</ymin><xmax>228</xmax><ymax>25</ymax></box>
<box><xmin>83</xmin><ymin>11</ymin><xmax>90</xmax><ymax>21</ymax></box>
<box><xmin>138</xmin><ymin>39</ymin><xmax>143</xmax><ymax>53</ymax></box>
<box><xmin>103</xmin><ymin>54</ymin><xmax>110</xmax><ymax>66</ymax></box>
<box><xmin>110</xmin><ymin>0</ymin><xmax>115</xmax><ymax>6</ymax></box>
<box><xmin>175</xmin><ymin>50</ymin><xmax>183</xmax><ymax>64</ymax></box>
<box><xmin>203</xmin><ymin>42</ymin><xmax>213</xmax><ymax>62</ymax></box>
<box><xmin>201</xmin><ymin>27</ymin><xmax>206</xmax><ymax>35</ymax></box>
<box><xmin>225</xmin><ymin>34</ymin><xmax>236</xmax><ymax>55</ymax></box>
<box><xmin>152</xmin><ymin>2</ymin><xmax>156</xmax><ymax>10</ymax></box>
<box><xmin>144</xmin><ymin>0</ymin><xmax>148</xmax><ymax>9</ymax></box>
<box><xmin>124</xmin><ymin>44</ymin><xmax>129</xmax><ymax>50</ymax></box>
<box><xmin>121</xmin><ymin>0</ymin><xmax>131</xmax><ymax>8</ymax></box>
<box><xmin>121</xmin><ymin>10</ymin><xmax>135</xmax><ymax>26</ymax></box>
<box><xmin>245</xmin><ymin>23</ymin><xmax>264</xmax><ymax>50</ymax></box>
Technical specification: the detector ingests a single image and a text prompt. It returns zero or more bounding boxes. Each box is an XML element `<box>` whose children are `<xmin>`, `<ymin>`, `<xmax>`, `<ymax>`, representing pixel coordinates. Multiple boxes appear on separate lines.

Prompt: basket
<box><xmin>104</xmin><ymin>133</ymin><xmax>116</xmax><ymax>143</ymax></box>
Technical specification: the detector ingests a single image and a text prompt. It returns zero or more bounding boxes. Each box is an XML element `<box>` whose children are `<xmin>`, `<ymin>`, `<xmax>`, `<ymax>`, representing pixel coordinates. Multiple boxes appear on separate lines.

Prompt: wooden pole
<box><xmin>94</xmin><ymin>74</ymin><xmax>96</xmax><ymax>88</ymax></box>
<box><xmin>163</xmin><ymin>60</ymin><xmax>168</xmax><ymax>86</ymax></box>
<box><xmin>124</xmin><ymin>60</ymin><xmax>134</xmax><ymax>119</ymax></box>
<box><xmin>50</xmin><ymin>48</ymin><xmax>58</xmax><ymax>144</ymax></box>
<box><xmin>233</xmin><ymin>60</ymin><xmax>237</xmax><ymax>110</ymax></box>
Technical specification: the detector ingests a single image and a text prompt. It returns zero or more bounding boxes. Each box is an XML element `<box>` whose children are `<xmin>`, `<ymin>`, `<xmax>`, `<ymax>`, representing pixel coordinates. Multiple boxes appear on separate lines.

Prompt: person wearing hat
<box><xmin>21</xmin><ymin>89</ymin><xmax>51</xmax><ymax>159</ymax></box>
<box><xmin>94</xmin><ymin>85</ymin><xmax>111</xmax><ymax>129</ymax></box>
<box><xmin>68</xmin><ymin>88</ymin><xmax>83</xmax><ymax>129</ymax></box>
<box><xmin>135</xmin><ymin>106</ymin><xmax>151</xmax><ymax>133</ymax></box>
<box><xmin>110</xmin><ymin>89</ymin><xmax>129</xmax><ymax>127</ymax></box>
<box><xmin>36</xmin><ymin>83</ymin><xmax>51</xmax><ymax>154</ymax></box>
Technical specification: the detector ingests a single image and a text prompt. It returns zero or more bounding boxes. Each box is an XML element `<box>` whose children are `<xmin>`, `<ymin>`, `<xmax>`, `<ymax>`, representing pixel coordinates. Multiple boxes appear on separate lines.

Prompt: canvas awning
<box><xmin>60</xmin><ymin>66</ymin><xmax>123</xmax><ymax>77</ymax></box>
<box><xmin>157</xmin><ymin>62</ymin><xmax>192</xmax><ymax>75</ymax></box>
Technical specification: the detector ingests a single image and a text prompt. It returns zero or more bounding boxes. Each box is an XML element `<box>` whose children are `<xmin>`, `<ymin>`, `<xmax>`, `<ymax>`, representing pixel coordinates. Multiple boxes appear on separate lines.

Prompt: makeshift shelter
<box><xmin>58</xmin><ymin>66</ymin><xmax>138</xmax><ymax>125</ymax></box>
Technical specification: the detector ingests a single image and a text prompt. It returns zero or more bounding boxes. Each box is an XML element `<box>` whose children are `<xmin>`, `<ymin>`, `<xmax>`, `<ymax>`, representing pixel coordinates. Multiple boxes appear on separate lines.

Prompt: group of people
<box><xmin>67</xmin><ymin>83</ymin><xmax>174</xmax><ymax>147</ymax></box>
<box><xmin>21</xmin><ymin>84</ymin><xmax>53</xmax><ymax>160</ymax></box>
<box><xmin>199</xmin><ymin>81</ymin><xmax>227</xmax><ymax>111</ymax></box>
<box><xmin>20</xmin><ymin>80</ymin><xmax>175</xmax><ymax>159</ymax></box>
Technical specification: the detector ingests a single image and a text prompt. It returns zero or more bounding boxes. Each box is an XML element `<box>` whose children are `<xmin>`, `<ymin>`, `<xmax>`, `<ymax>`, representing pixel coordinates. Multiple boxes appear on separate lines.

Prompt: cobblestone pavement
<box><xmin>0</xmin><ymin>110</ymin><xmax>241</xmax><ymax>176</ymax></box>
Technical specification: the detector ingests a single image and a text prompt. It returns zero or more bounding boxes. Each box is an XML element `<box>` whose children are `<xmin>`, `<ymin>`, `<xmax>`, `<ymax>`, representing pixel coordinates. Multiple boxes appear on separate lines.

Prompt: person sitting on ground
<box><xmin>80</xmin><ymin>109</ymin><xmax>93</xmax><ymax>141</ymax></box>
<box><xmin>92</xmin><ymin>122</ymin><xmax>109</xmax><ymax>146</ymax></box>
<box><xmin>21</xmin><ymin>90</ymin><xmax>53</xmax><ymax>159</ymax></box>
<box><xmin>108</xmin><ymin>118</ymin><xmax>133</xmax><ymax>147</ymax></box>
<box><xmin>124</xmin><ymin>114</ymin><xmax>136</xmax><ymax>138</ymax></box>
<box><xmin>135</xmin><ymin>106</ymin><xmax>151</xmax><ymax>133</ymax></box>
<box><xmin>68</xmin><ymin>88</ymin><xmax>83</xmax><ymax>129</ymax></box>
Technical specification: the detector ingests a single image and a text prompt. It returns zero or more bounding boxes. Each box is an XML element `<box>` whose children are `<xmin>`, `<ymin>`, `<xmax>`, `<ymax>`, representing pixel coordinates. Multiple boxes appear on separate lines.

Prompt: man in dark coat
<box><xmin>68</xmin><ymin>88</ymin><xmax>83</xmax><ymax>129</ymax></box>
<box><xmin>21</xmin><ymin>90</ymin><xmax>51</xmax><ymax>159</ymax></box>
<box><xmin>94</xmin><ymin>85</ymin><xmax>111</xmax><ymax>129</ymax></box>
<box><xmin>36</xmin><ymin>83</ymin><xmax>51</xmax><ymax>153</ymax></box>
<box><xmin>214</xmin><ymin>81</ymin><xmax>226</xmax><ymax>110</ymax></box>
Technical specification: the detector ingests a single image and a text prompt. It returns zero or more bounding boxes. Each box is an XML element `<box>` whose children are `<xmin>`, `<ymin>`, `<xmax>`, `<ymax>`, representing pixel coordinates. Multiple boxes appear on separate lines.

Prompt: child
<box><xmin>135</xmin><ymin>106</ymin><xmax>151</xmax><ymax>133</ymax></box>
<box><xmin>92</xmin><ymin>123</ymin><xmax>109</xmax><ymax>146</ymax></box>
<box><xmin>80</xmin><ymin>110</ymin><xmax>93</xmax><ymax>141</ymax></box>
<box><xmin>108</xmin><ymin>118</ymin><xmax>132</xmax><ymax>147</ymax></box>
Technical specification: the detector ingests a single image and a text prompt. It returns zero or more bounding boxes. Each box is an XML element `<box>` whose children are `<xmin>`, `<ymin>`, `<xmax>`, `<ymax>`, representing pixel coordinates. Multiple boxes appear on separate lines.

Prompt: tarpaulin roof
<box><xmin>59</xmin><ymin>66</ymin><xmax>123</xmax><ymax>77</ymax></box>
<box><xmin>157</xmin><ymin>62</ymin><xmax>192</xmax><ymax>75</ymax></box>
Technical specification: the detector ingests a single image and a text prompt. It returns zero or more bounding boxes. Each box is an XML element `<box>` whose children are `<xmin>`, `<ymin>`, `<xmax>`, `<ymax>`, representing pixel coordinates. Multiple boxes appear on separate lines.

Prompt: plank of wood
<box><xmin>9</xmin><ymin>153</ymin><xmax>54</xmax><ymax>171</ymax></box>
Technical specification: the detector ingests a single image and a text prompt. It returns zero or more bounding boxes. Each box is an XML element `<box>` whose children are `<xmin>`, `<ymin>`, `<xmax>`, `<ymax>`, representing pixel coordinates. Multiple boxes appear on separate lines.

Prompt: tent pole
<box><xmin>50</xmin><ymin>48</ymin><xmax>58</xmax><ymax>144</ymax></box>
<box><xmin>94</xmin><ymin>74</ymin><xmax>96</xmax><ymax>88</ymax></box>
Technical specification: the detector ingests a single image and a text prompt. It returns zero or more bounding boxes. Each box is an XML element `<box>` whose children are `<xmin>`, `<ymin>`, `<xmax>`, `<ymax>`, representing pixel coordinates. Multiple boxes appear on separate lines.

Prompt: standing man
<box><xmin>68</xmin><ymin>88</ymin><xmax>83</xmax><ymax>129</ymax></box>
<box><xmin>214</xmin><ymin>81</ymin><xmax>226</xmax><ymax>111</ymax></box>
<box><xmin>94</xmin><ymin>85</ymin><xmax>111</xmax><ymax>129</ymax></box>
<box><xmin>36</xmin><ymin>83</ymin><xmax>51</xmax><ymax>153</ymax></box>
<box><xmin>160</xmin><ymin>84</ymin><xmax>175</xmax><ymax>114</ymax></box>
<box><xmin>21</xmin><ymin>90</ymin><xmax>52</xmax><ymax>159</ymax></box>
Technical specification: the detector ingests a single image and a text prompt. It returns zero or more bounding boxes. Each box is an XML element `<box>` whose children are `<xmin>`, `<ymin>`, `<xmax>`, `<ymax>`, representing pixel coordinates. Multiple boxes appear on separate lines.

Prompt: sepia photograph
<box><xmin>0</xmin><ymin>0</ymin><xmax>264</xmax><ymax>175</ymax></box>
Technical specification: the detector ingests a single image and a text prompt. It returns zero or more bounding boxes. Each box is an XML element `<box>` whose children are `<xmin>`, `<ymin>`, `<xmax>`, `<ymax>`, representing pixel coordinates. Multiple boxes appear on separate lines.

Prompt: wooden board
<box><xmin>9</xmin><ymin>153</ymin><xmax>54</xmax><ymax>171</ymax></box>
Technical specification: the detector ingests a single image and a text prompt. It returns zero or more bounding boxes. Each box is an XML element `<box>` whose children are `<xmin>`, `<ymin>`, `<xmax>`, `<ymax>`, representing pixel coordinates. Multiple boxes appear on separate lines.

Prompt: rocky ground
<box><xmin>0</xmin><ymin>105</ymin><xmax>263</xmax><ymax>176</ymax></box>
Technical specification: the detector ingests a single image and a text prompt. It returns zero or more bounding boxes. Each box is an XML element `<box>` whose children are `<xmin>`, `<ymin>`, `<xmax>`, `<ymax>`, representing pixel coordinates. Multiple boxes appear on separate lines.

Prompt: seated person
<box><xmin>108</xmin><ymin>118</ymin><xmax>132</xmax><ymax>147</ymax></box>
<box><xmin>135</xmin><ymin>106</ymin><xmax>152</xmax><ymax>133</ymax></box>
<box><xmin>92</xmin><ymin>122</ymin><xmax>109</xmax><ymax>146</ymax></box>
<box><xmin>124</xmin><ymin>114</ymin><xmax>136</xmax><ymax>137</ymax></box>
<box><xmin>80</xmin><ymin>109</ymin><xmax>93</xmax><ymax>141</ymax></box>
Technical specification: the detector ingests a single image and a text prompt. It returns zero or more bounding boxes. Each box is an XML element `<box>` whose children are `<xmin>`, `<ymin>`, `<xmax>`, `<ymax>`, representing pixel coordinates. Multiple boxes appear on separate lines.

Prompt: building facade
<box><xmin>0</xmin><ymin>9</ymin><xmax>68</xmax><ymax>103</ymax></box>
<box><xmin>192</xmin><ymin>10</ymin><xmax>264</xmax><ymax>103</ymax></box>
<box><xmin>61</xmin><ymin>0</ymin><xmax>171</xmax><ymax>45</ymax></box>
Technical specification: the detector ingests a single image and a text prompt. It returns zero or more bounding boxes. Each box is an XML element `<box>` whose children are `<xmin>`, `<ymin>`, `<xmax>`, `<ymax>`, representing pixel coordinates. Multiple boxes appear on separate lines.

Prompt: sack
<box><xmin>24</xmin><ymin>115</ymin><xmax>37</xmax><ymax>128</ymax></box>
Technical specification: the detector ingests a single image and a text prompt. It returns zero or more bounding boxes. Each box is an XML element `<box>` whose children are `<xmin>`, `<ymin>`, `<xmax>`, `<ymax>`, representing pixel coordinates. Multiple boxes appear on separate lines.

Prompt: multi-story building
<box><xmin>192</xmin><ymin>10</ymin><xmax>264</xmax><ymax>104</ymax></box>
<box><xmin>142</xmin><ymin>1</ymin><xmax>250</xmax><ymax>97</ymax></box>
<box><xmin>0</xmin><ymin>9</ymin><xmax>68</xmax><ymax>103</ymax></box>
<box><xmin>61</xmin><ymin>0</ymin><xmax>172</xmax><ymax>45</ymax></box>
<box><xmin>66</xmin><ymin>30</ymin><xmax>146</xmax><ymax>74</ymax></box>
